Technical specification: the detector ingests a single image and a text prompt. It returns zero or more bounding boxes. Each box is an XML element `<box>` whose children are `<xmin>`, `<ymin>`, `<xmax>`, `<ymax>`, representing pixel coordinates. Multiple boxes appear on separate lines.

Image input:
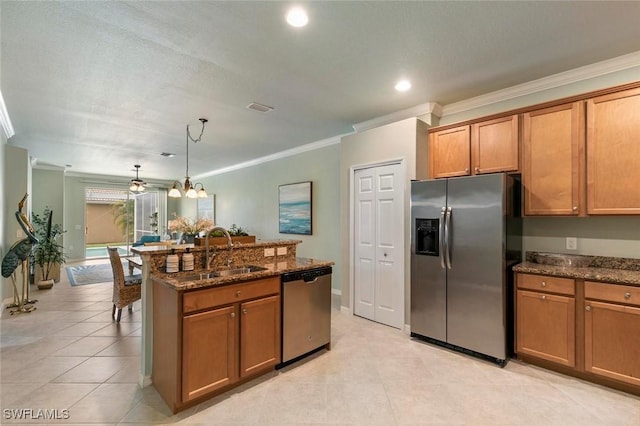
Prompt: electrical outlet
<box><xmin>566</xmin><ymin>237</ymin><xmax>577</xmax><ymax>250</ymax></box>
<box><xmin>277</xmin><ymin>247</ymin><xmax>287</xmax><ymax>256</ymax></box>
<box><xmin>264</xmin><ymin>248</ymin><xmax>275</xmax><ymax>257</ymax></box>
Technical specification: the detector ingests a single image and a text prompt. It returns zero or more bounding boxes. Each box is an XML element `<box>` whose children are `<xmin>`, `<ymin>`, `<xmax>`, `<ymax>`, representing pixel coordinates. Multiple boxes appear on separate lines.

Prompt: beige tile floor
<box><xmin>1</xmin><ymin>260</ymin><xmax>639</xmax><ymax>425</ymax></box>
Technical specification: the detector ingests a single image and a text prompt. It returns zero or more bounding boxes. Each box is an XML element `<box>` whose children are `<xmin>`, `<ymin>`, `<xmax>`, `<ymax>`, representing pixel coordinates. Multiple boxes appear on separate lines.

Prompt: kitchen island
<box><xmin>131</xmin><ymin>240</ymin><xmax>333</xmax><ymax>411</ymax></box>
<box><xmin>513</xmin><ymin>251</ymin><xmax>640</xmax><ymax>396</ymax></box>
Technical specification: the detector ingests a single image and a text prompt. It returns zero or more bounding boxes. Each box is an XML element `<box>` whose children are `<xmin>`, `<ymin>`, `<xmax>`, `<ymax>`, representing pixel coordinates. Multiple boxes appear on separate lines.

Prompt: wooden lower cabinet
<box><xmin>516</xmin><ymin>273</ymin><xmax>640</xmax><ymax>395</ymax></box>
<box><xmin>182</xmin><ymin>305</ymin><xmax>237</xmax><ymax>402</ymax></box>
<box><xmin>584</xmin><ymin>281</ymin><xmax>640</xmax><ymax>387</ymax></box>
<box><xmin>516</xmin><ymin>289</ymin><xmax>575</xmax><ymax>367</ymax></box>
<box><xmin>240</xmin><ymin>295</ymin><xmax>281</xmax><ymax>377</ymax></box>
<box><xmin>153</xmin><ymin>276</ymin><xmax>281</xmax><ymax>413</ymax></box>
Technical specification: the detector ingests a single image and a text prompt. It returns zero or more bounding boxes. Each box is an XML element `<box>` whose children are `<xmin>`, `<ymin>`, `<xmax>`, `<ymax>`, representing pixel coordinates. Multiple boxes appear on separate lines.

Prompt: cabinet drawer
<box><xmin>517</xmin><ymin>273</ymin><xmax>575</xmax><ymax>296</ymax></box>
<box><xmin>585</xmin><ymin>281</ymin><xmax>640</xmax><ymax>307</ymax></box>
<box><xmin>184</xmin><ymin>277</ymin><xmax>280</xmax><ymax>313</ymax></box>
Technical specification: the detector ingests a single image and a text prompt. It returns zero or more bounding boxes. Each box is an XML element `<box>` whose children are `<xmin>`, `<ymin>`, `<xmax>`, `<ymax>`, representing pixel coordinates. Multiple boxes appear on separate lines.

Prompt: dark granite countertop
<box><xmin>513</xmin><ymin>252</ymin><xmax>640</xmax><ymax>286</ymax></box>
<box><xmin>152</xmin><ymin>257</ymin><xmax>333</xmax><ymax>291</ymax></box>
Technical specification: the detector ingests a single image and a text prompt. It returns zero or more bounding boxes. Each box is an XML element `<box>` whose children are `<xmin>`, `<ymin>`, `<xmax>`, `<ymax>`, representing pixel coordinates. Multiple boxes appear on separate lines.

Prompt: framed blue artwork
<box><xmin>279</xmin><ymin>181</ymin><xmax>312</xmax><ymax>235</ymax></box>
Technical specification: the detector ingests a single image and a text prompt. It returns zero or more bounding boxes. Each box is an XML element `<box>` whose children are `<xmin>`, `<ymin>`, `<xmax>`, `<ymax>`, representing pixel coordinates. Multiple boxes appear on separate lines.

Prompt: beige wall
<box><xmin>195</xmin><ymin>142</ymin><xmax>343</xmax><ymax>292</ymax></box>
<box><xmin>32</xmin><ymin>167</ymin><xmax>65</xmax><ymax>235</ymax></box>
<box><xmin>340</xmin><ymin>118</ymin><xmax>428</xmax><ymax>319</ymax></box>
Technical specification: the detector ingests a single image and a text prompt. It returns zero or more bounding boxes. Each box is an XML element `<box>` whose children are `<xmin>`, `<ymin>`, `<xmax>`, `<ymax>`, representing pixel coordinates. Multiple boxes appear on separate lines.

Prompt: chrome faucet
<box><xmin>205</xmin><ymin>226</ymin><xmax>233</xmax><ymax>270</ymax></box>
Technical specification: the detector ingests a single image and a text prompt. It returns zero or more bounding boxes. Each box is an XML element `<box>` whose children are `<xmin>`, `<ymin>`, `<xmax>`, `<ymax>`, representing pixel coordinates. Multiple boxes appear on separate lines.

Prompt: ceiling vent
<box><xmin>247</xmin><ymin>102</ymin><xmax>274</xmax><ymax>113</ymax></box>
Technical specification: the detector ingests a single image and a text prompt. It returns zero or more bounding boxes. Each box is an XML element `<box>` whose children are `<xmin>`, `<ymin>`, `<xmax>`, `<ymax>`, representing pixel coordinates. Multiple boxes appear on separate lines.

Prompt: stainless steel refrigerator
<box><xmin>410</xmin><ymin>173</ymin><xmax>521</xmax><ymax>365</ymax></box>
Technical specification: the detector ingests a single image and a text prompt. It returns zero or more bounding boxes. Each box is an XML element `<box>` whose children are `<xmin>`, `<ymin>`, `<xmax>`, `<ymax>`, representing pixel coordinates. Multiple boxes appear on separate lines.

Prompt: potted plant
<box><xmin>195</xmin><ymin>223</ymin><xmax>256</xmax><ymax>246</ymax></box>
<box><xmin>31</xmin><ymin>208</ymin><xmax>67</xmax><ymax>289</ymax></box>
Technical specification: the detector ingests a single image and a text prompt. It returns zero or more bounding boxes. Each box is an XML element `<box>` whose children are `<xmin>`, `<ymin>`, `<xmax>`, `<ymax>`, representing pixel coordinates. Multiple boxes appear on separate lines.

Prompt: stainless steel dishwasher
<box><xmin>280</xmin><ymin>266</ymin><xmax>332</xmax><ymax>365</ymax></box>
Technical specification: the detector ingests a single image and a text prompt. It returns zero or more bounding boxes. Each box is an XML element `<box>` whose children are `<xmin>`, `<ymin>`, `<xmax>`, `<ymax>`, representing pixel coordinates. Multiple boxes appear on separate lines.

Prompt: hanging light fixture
<box><xmin>168</xmin><ymin>118</ymin><xmax>209</xmax><ymax>199</ymax></box>
<box><xmin>129</xmin><ymin>164</ymin><xmax>147</xmax><ymax>192</ymax></box>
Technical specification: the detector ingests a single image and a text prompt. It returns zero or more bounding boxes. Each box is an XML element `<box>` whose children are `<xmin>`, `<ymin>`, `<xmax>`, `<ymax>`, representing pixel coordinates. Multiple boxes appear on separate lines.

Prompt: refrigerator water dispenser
<box><xmin>415</xmin><ymin>218</ymin><xmax>439</xmax><ymax>256</ymax></box>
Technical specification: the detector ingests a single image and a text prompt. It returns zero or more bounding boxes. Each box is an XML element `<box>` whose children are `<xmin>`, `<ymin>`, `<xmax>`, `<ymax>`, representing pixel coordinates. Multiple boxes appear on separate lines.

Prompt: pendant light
<box><xmin>129</xmin><ymin>164</ymin><xmax>146</xmax><ymax>192</ymax></box>
<box><xmin>169</xmin><ymin>118</ymin><xmax>209</xmax><ymax>199</ymax></box>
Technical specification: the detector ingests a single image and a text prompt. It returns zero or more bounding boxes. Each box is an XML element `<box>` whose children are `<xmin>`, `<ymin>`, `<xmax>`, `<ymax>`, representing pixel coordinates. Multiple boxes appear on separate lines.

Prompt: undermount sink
<box><xmin>175</xmin><ymin>265</ymin><xmax>268</xmax><ymax>282</ymax></box>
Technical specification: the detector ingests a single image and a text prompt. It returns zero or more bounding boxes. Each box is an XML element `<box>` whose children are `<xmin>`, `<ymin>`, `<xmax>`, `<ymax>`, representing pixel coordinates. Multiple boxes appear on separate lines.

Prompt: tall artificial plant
<box><xmin>31</xmin><ymin>207</ymin><xmax>67</xmax><ymax>281</ymax></box>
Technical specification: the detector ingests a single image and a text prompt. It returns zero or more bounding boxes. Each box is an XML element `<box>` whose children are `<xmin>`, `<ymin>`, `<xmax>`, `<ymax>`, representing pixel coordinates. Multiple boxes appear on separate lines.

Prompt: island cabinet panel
<box><xmin>182</xmin><ymin>305</ymin><xmax>237</xmax><ymax>402</ymax></box>
<box><xmin>587</xmin><ymin>87</ymin><xmax>640</xmax><ymax>214</ymax></box>
<box><xmin>240</xmin><ymin>295</ymin><xmax>281</xmax><ymax>378</ymax></box>
<box><xmin>523</xmin><ymin>102</ymin><xmax>584</xmax><ymax>216</ymax></box>
<box><xmin>152</xmin><ymin>276</ymin><xmax>281</xmax><ymax>413</ymax></box>
<box><xmin>584</xmin><ymin>280</ymin><xmax>640</xmax><ymax>386</ymax></box>
<box><xmin>516</xmin><ymin>289</ymin><xmax>576</xmax><ymax>367</ymax></box>
<box><xmin>471</xmin><ymin>114</ymin><xmax>519</xmax><ymax>175</ymax></box>
<box><xmin>429</xmin><ymin>125</ymin><xmax>470</xmax><ymax>178</ymax></box>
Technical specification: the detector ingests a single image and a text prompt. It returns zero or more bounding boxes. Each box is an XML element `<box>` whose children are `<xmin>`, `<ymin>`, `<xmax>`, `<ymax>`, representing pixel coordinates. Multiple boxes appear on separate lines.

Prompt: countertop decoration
<box><xmin>514</xmin><ymin>251</ymin><xmax>640</xmax><ymax>286</ymax></box>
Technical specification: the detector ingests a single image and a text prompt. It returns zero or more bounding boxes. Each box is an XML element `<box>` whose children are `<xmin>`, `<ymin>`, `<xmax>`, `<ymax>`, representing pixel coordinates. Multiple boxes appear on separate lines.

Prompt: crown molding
<box><xmin>442</xmin><ymin>50</ymin><xmax>640</xmax><ymax>117</ymax></box>
<box><xmin>352</xmin><ymin>102</ymin><xmax>441</xmax><ymax>133</ymax></box>
<box><xmin>196</xmin><ymin>134</ymin><xmax>343</xmax><ymax>179</ymax></box>
<box><xmin>0</xmin><ymin>90</ymin><xmax>15</xmax><ymax>139</ymax></box>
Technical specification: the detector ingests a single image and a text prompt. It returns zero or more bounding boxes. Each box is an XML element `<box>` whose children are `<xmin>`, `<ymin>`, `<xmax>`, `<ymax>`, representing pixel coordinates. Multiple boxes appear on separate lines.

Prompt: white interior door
<box><xmin>354</xmin><ymin>163</ymin><xmax>404</xmax><ymax>329</ymax></box>
<box><xmin>354</xmin><ymin>168</ymin><xmax>376</xmax><ymax>319</ymax></box>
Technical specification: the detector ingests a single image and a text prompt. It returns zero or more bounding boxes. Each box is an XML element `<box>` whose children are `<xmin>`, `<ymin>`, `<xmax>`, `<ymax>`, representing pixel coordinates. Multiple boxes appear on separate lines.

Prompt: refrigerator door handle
<box><xmin>439</xmin><ymin>207</ymin><xmax>446</xmax><ymax>269</ymax></box>
<box><xmin>445</xmin><ymin>207</ymin><xmax>452</xmax><ymax>269</ymax></box>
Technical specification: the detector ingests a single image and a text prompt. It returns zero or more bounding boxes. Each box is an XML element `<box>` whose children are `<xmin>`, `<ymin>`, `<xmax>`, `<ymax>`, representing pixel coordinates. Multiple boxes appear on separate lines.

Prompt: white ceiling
<box><xmin>3</xmin><ymin>1</ymin><xmax>640</xmax><ymax>182</ymax></box>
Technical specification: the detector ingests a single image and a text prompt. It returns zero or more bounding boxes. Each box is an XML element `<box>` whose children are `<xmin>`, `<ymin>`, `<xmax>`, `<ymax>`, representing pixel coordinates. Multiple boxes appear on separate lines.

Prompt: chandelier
<box><xmin>168</xmin><ymin>118</ymin><xmax>208</xmax><ymax>199</ymax></box>
<box><xmin>129</xmin><ymin>164</ymin><xmax>146</xmax><ymax>192</ymax></box>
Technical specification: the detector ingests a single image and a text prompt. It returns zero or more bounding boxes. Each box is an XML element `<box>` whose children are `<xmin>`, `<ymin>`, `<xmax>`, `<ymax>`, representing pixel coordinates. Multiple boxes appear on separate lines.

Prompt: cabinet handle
<box><xmin>572</xmin><ymin>206</ymin><xmax>578</xmax><ymax>211</ymax></box>
<box><xmin>541</xmin><ymin>281</ymin><xmax>546</xmax><ymax>287</ymax></box>
<box><xmin>541</xmin><ymin>295</ymin><xmax>546</xmax><ymax>300</ymax></box>
<box><xmin>236</xmin><ymin>291</ymin><xmax>241</xmax><ymax>297</ymax></box>
<box><xmin>474</xmin><ymin>167</ymin><xmax>479</xmax><ymax>173</ymax></box>
<box><xmin>242</xmin><ymin>308</ymin><xmax>248</xmax><ymax>314</ymax></box>
<box><xmin>464</xmin><ymin>168</ymin><xmax>469</xmax><ymax>173</ymax></box>
<box><xmin>624</xmin><ymin>292</ymin><xmax>632</xmax><ymax>299</ymax></box>
<box><xmin>585</xmin><ymin>305</ymin><xmax>591</xmax><ymax>311</ymax></box>
<box><xmin>230</xmin><ymin>312</ymin><xmax>235</xmax><ymax>318</ymax></box>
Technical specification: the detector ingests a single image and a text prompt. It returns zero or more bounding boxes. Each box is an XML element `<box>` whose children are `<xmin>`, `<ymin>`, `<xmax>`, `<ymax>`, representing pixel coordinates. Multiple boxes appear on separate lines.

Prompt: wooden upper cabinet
<box><xmin>523</xmin><ymin>102</ymin><xmax>584</xmax><ymax>216</ymax></box>
<box><xmin>471</xmin><ymin>115</ymin><xmax>519</xmax><ymax>174</ymax></box>
<box><xmin>587</xmin><ymin>87</ymin><xmax>640</xmax><ymax>214</ymax></box>
<box><xmin>429</xmin><ymin>125</ymin><xmax>470</xmax><ymax>178</ymax></box>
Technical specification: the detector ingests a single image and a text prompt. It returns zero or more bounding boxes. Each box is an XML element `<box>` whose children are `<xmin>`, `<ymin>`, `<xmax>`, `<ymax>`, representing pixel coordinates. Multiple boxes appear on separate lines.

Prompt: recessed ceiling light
<box><xmin>395</xmin><ymin>80</ymin><xmax>412</xmax><ymax>92</ymax></box>
<box><xmin>161</xmin><ymin>152</ymin><xmax>176</xmax><ymax>157</ymax></box>
<box><xmin>286</xmin><ymin>7</ymin><xmax>308</xmax><ymax>27</ymax></box>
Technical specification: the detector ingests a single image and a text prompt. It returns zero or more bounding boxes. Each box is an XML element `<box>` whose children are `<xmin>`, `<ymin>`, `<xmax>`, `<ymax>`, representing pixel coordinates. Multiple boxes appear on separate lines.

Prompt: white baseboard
<box><xmin>138</xmin><ymin>373</ymin><xmax>152</xmax><ymax>388</ymax></box>
<box><xmin>340</xmin><ymin>305</ymin><xmax>351</xmax><ymax>315</ymax></box>
<box><xmin>403</xmin><ymin>324</ymin><xmax>411</xmax><ymax>335</ymax></box>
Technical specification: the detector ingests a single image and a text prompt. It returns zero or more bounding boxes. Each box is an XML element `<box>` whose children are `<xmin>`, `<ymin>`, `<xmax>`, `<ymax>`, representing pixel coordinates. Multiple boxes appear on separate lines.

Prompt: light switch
<box><xmin>566</xmin><ymin>237</ymin><xmax>577</xmax><ymax>250</ymax></box>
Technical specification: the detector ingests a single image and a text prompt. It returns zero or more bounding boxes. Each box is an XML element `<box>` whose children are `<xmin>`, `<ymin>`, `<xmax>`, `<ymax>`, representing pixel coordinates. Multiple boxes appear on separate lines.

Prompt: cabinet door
<box><xmin>516</xmin><ymin>290</ymin><xmax>575</xmax><ymax>367</ymax></box>
<box><xmin>240</xmin><ymin>295</ymin><xmax>281</xmax><ymax>378</ymax></box>
<box><xmin>584</xmin><ymin>300</ymin><xmax>640</xmax><ymax>386</ymax></box>
<box><xmin>523</xmin><ymin>103</ymin><xmax>584</xmax><ymax>215</ymax></box>
<box><xmin>182</xmin><ymin>305</ymin><xmax>237</xmax><ymax>402</ymax></box>
<box><xmin>429</xmin><ymin>126</ymin><xmax>470</xmax><ymax>178</ymax></box>
<box><xmin>587</xmin><ymin>87</ymin><xmax>640</xmax><ymax>214</ymax></box>
<box><xmin>471</xmin><ymin>115</ymin><xmax>519</xmax><ymax>174</ymax></box>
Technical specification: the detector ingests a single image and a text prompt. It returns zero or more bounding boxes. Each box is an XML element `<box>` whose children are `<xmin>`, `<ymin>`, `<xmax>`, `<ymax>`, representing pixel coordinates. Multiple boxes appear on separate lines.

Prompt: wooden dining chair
<box><xmin>107</xmin><ymin>247</ymin><xmax>142</xmax><ymax>322</ymax></box>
